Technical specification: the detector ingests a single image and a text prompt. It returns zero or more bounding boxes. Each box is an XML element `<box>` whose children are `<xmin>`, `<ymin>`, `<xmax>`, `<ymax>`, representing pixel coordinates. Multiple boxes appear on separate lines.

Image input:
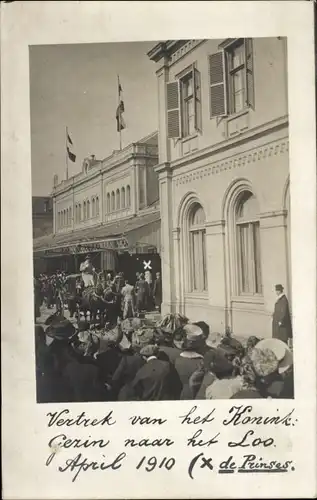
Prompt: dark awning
<box><xmin>33</xmin><ymin>211</ymin><xmax>161</xmax><ymax>255</ymax></box>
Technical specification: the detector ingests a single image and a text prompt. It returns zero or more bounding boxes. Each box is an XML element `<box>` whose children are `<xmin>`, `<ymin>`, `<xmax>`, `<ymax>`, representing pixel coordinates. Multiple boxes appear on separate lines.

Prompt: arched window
<box><xmin>63</xmin><ymin>209</ymin><xmax>66</xmax><ymax>226</ymax></box>
<box><xmin>92</xmin><ymin>198</ymin><xmax>96</xmax><ymax>217</ymax></box>
<box><xmin>121</xmin><ymin>187</ymin><xmax>125</xmax><ymax>208</ymax></box>
<box><xmin>126</xmin><ymin>185</ymin><xmax>131</xmax><ymax>207</ymax></box>
<box><xmin>107</xmin><ymin>193</ymin><xmax>111</xmax><ymax>213</ymax></box>
<box><xmin>96</xmin><ymin>196</ymin><xmax>99</xmax><ymax>216</ymax></box>
<box><xmin>87</xmin><ymin>199</ymin><xmax>90</xmax><ymax>219</ymax></box>
<box><xmin>57</xmin><ymin>212</ymin><xmax>60</xmax><ymax>228</ymax></box>
<box><xmin>111</xmin><ymin>191</ymin><xmax>115</xmax><ymax>211</ymax></box>
<box><xmin>69</xmin><ymin>207</ymin><xmax>72</xmax><ymax>225</ymax></box>
<box><xmin>78</xmin><ymin>203</ymin><xmax>81</xmax><ymax>221</ymax></box>
<box><xmin>116</xmin><ymin>189</ymin><xmax>120</xmax><ymax>210</ymax></box>
<box><xmin>83</xmin><ymin>201</ymin><xmax>87</xmax><ymax>220</ymax></box>
<box><xmin>188</xmin><ymin>203</ymin><xmax>207</xmax><ymax>292</ymax></box>
<box><xmin>235</xmin><ymin>191</ymin><xmax>262</xmax><ymax>295</ymax></box>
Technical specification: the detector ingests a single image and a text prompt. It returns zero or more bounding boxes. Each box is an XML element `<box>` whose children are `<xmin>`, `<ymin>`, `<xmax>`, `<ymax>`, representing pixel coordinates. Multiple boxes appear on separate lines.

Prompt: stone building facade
<box><xmin>148</xmin><ymin>38</ymin><xmax>290</xmax><ymax>338</ymax></box>
<box><xmin>33</xmin><ymin>132</ymin><xmax>161</xmax><ymax>281</ymax></box>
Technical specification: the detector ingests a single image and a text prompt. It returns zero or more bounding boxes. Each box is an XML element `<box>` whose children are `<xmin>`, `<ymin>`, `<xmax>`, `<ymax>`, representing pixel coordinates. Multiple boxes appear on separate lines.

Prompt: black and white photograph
<box><xmin>32</xmin><ymin>37</ymin><xmax>294</xmax><ymax>404</ymax></box>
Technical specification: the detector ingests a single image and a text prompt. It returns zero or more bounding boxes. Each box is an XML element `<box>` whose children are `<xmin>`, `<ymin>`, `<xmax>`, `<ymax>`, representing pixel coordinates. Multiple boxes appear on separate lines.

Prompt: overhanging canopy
<box><xmin>33</xmin><ymin>211</ymin><xmax>161</xmax><ymax>256</ymax></box>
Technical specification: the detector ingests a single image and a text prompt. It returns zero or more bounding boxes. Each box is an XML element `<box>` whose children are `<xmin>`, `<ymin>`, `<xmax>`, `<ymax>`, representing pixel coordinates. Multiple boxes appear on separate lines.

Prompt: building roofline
<box><xmin>138</xmin><ymin>130</ymin><xmax>158</xmax><ymax>143</ymax></box>
<box><xmin>52</xmin><ymin>131</ymin><xmax>159</xmax><ymax>196</ymax></box>
<box><xmin>147</xmin><ymin>40</ymin><xmax>189</xmax><ymax>62</ymax></box>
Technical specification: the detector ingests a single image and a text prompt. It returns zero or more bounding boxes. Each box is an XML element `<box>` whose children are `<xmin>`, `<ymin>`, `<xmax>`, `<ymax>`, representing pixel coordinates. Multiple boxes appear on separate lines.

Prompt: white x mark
<box><xmin>143</xmin><ymin>260</ymin><xmax>152</xmax><ymax>270</ymax></box>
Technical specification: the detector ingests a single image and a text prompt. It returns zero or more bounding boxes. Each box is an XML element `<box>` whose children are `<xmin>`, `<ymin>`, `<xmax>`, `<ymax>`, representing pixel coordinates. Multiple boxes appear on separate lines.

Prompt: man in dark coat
<box><xmin>153</xmin><ymin>272</ymin><xmax>162</xmax><ymax>312</ymax></box>
<box><xmin>129</xmin><ymin>345</ymin><xmax>182</xmax><ymax>401</ymax></box>
<box><xmin>135</xmin><ymin>273</ymin><xmax>149</xmax><ymax>314</ymax></box>
<box><xmin>272</xmin><ymin>284</ymin><xmax>292</xmax><ymax>345</ymax></box>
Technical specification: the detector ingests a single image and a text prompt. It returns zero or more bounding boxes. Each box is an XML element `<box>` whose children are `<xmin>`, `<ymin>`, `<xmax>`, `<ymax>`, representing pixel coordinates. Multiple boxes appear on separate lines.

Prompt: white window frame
<box><xmin>210</xmin><ymin>38</ymin><xmax>254</xmax><ymax>120</ymax></box>
<box><xmin>171</xmin><ymin>62</ymin><xmax>202</xmax><ymax>140</ymax></box>
<box><xmin>184</xmin><ymin>203</ymin><xmax>208</xmax><ymax>294</ymax></box>
<box><xmin>226</xmin><ymin>38</ymin><xmax>248</xmax><ymax>116</ymax></box>
<box><xmin>234</xmin><ymin>191</ymin><xmax>263</xmax><ymax>298</ymax></box>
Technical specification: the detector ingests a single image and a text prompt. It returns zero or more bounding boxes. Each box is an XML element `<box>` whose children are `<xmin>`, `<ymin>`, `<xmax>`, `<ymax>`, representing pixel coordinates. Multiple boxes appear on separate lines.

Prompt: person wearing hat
<box><xmin>110</xmin><ymin>325</ymin><xmax>156</xmax><ymax>401</ymax></box>
<box><xmin>174</xmin><ymin>324</ymin><xmax>205</xmax><ymax>397</ymax></box>
<box><xmin>251</xmin><ymin>338</ymin><xmax>294</xmax><ymax>398</ymax></box>
<box><xmin>80</xmin><ymin>255</ymin><xmax>95</xmax><ymax>288</ymax></box>
<box><xmin>272</xmin><ymin>284</ymin><xmax>292</xmax><ymax>345</ymax></box>
<box><xmin>135</xmin><ymin>273</ymin><xmax>149</xmax><ymax>315</ymax></box>
<box><xmin>111</xmin><ymin>345</ymin><xmax>146</xmax><ymax>401</ymax></box>
<box><xmin>204</xmin><ymin>352</ymin><xmax>243</xmax><ymax>400</ymax></box>
<box><xmin>128</xmin><ymin>344</ymin><xmax>182</xmax><ymax>401</ymax></box>
<box><xmin>152</xmin><ymin>272</ymin><xmax>162</xmax><ymax>313</ymax></box>
<box><xmin>56</xmin><ymin>339</ymin><xmax>105</xmax><ymax>402</ymax></box>
<box><xmin>35</xmin><ymin>325</ymin><xmax>56</xmax><ymax>403</ymax></box>
<box><xmin>155</xmin><ymin>329</ymin><xmax>181</xmax><ymax>365</ymax></box>
<box><xmin>231</xmin><ymin>339</ymin><xmax>294</xmax><ymax>399</ymax></box>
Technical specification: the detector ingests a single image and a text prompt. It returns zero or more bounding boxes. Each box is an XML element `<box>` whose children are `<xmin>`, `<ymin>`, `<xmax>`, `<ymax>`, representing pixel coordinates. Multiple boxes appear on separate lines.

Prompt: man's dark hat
<box><xmin>206</xmin><ymin>350</ymin><xmax>234</xmax><ymax>377</ymax></box>
<box><xmin>44</xmin><ymin>312</ymin><xmax>67</xmax><ymax>326</ymax></box>
<box><xmin>220</xmin><ymin>336</ymin><xmax>245</xmax><ymax>356</ymax></box>
<box><xmin>46</xmin><ymin>319</ymin><xmax>76</xmax><ymax>341</ymax></box>
<box><xmin>275</xmin><ymin>284</ymin><xmax>284</xmax><ymax>292</ymax></box>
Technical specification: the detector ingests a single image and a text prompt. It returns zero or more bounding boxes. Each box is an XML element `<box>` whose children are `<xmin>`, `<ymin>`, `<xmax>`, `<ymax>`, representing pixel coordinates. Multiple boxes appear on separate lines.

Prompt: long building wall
<box><xmin>149</xmin><ymin>37</ymin><xmax>290</xmax><ymax>338</ymax></box>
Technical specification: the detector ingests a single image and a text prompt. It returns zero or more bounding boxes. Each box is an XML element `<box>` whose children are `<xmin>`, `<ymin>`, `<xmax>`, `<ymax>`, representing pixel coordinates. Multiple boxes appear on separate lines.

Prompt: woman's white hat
<box><xmin>254</xmin><ymin>338</ymin><xmax>293</xmax><ymax>374</ymax></box>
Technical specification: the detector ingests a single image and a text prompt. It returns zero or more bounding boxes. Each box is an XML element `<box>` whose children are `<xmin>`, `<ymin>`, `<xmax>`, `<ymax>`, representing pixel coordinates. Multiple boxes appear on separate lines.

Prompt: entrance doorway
<box><xmin>118</xmin><ymin>252</ymin><xmax>161</xmax><ymax>285</ymax></box>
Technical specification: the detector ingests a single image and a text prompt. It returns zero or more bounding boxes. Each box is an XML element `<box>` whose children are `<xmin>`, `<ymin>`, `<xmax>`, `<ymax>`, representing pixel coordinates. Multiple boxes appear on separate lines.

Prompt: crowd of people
<box><xmin>35</xmin><ymin>311</ymin><xmax>294</xmax><ymax>403</ymax></box>
<box><xmin>34</xmin><ymin>256</ymin><xmax>162</xmax><ymax>323</ymax></box>
<box><xmin>34</xmin><ymin>256</ymin><xmax>294</xmax><ymax>403</ymax></box>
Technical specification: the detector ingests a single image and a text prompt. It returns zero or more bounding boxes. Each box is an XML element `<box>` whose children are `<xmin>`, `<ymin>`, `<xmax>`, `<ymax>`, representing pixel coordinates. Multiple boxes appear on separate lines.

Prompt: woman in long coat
<box><xmin>272</xmin><ymin>284</ymin><xmax>292</xmax><ymax>344</ymax></box>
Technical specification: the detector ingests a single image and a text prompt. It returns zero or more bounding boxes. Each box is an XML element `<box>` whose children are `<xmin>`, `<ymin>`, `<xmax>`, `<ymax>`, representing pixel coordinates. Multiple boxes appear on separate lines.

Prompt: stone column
<box><xmin>131</xmin><ymin>158</ymin><xmax>137</xmax><ymax>216</ymax></box>
<box><xmin>172</xmin><ymin>227</ymin><xmax>182</xmax><ymax>313</ymax></box>
<box><xmin>100</xmin><ymin>172</ymin><xmax>104</xmax><ymax>224</ymax></box>
<box><xmin>71</xmin><ymin>183</ymin><xmax>75</xmax><ymax>231</ymax></box>
<box><xmin>53</xmin><ymin>196</ymin><xmax>56</xmax><ymax>234</ymax></box>
<box><xmin>205</xmin><ymin>220</ymin><xmax>228</xmax><ymax>332</ymax></box>
<box><xmin>156</xmin><ymin>163</ymin><xmax>174</xmax><ymax>315</ymax></box>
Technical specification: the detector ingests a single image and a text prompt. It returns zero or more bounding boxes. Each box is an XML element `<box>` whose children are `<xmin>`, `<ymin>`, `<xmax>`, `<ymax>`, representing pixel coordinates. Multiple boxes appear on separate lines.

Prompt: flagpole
<box><xmin>117</xmin><ymin>75</ymin><xmax>122</xmax><ymax>151</ymax></box>
<box><xmin>65</xmin><ymin>126</ymin><xmax>69</xmax><ymax>180</ymax></box>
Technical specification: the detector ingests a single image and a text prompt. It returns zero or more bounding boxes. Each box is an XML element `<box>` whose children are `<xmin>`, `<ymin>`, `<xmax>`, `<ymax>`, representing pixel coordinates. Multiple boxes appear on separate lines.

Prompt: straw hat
<box><xmin>254</xmin><ymin>338</ymin><xmax>293</xmax><ymax>374</ymax></box>
<box><xmin>206</xmin><ymin>332</ymin><xmax>223</xmax><ymax>349</ymax></box>
<box><xmin>250</xmin><ymin>347</ymin><xmax>279</xmax><ymax>377</ymax></box>
<box><xmin>183</xmin><ymin>324</ymin><xmax>204</xmax><ymax>350</ymax></box>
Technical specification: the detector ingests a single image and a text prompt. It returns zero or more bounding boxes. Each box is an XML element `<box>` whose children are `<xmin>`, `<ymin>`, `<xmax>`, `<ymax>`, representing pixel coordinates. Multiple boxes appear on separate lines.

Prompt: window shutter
<box><xmin>194</xmin><ymin>68</ymin><xmax>202</xmax><ymax>132</ymax></box>
<box><xmin>209</xmin><ymin>51</ymin><xmax>227</xmax><ymax>118</ymax></box>
<box><xmin>167</xmin><ymin>81</ymin><xmax>180</xmax><ymax>138</ymax></box>
<box><xmin>245</xmin><ymin>38</ymin><xmax>254</xmax><ymax>109</ymax></box>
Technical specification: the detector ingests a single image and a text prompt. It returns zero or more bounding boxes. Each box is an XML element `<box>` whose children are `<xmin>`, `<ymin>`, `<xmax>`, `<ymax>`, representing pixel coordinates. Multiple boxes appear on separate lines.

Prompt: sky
<box><xmin>30</xmin><ymin>42</ymin><xmax>158</xmax><ymax>196</ymax></box>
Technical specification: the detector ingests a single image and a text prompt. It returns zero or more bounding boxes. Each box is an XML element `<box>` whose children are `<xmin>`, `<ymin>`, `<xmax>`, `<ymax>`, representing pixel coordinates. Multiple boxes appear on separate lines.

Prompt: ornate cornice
<box><xmin>147</xmin><ymin>39</ymin><xmax>205</xmax><ymax>66</ymax></box>
<box><xmin>174</xmin><ymin>138</ymin><xmax>289</xmax><ymax>187</ymax></box>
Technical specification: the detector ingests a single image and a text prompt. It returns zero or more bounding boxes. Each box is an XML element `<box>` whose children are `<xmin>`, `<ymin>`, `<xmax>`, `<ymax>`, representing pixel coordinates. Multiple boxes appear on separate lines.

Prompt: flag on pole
<box><xmin>66</xmin><ymin>129</ymin><xmax>76</xmax><ymax>162</ymax></box>
<box><xmin>116</xmin><ymin>77</ymin><xmax>126</xmax><ymax>132</ymax></box>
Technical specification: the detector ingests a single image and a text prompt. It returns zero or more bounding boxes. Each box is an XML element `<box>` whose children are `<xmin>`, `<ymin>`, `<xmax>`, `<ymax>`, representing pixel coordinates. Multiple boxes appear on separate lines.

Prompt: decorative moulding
<box><xmin>174</xmin><ymin>138</ymin><xmax>289</xmax><ymax>187</ymax></box>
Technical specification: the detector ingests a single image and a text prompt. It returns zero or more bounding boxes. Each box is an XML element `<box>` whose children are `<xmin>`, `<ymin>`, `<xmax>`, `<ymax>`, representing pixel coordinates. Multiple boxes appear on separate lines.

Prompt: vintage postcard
<box><xmin>1</xmin><ymin>1</ymin><xmax>316</xmax><ymax>498</ymax></box>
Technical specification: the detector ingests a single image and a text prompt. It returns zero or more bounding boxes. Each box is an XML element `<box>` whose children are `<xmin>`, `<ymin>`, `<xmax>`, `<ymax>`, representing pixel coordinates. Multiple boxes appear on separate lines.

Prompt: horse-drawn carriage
<box><xmin>63</xmin><ymin>272</ymin><xmax>118</xmax><ymax>327</ymax></box>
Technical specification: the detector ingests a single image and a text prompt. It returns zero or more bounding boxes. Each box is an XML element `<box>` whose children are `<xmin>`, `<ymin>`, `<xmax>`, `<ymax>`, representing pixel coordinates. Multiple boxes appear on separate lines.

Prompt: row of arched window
<box><xmin>75</xmin><ymin>196</ymin><xmax>100</xmax><ymax>223</ymax></box>
<box><xmin>57</xmin><ymin>186</ymin><xmax>132</xmax><ymax>230</ymax></box>
<box><xmin>185</xmin><ymin>189</ymin><xmax>263</xmax><ymax>296</ymax></box>
<box><xmin>106</xmin><ymin>185</ymin><xmax>131</xmax><ymax>213</ymax></box>
<box><xmin>57</xmin><ymin>207</ymin><xmax>72</xmax><ymax>229</ymax></box>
